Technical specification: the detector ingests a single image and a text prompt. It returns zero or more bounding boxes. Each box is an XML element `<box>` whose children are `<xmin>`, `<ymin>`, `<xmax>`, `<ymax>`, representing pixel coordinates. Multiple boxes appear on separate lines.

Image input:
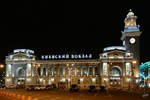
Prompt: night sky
<box><xmin>0</xmin><ymin>1</ymin><xmax>149</xmax><ymax>63</ymax></box>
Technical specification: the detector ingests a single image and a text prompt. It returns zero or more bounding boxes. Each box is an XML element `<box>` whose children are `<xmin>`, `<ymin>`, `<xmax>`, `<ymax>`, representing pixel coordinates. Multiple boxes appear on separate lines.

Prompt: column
<box><xmin>41</xmin><ymin>67</ymin><xmax>43</xmax><ymax>76</ymax></box>
<box><xmin>81</xmin><ymin>67</ymin><xmax>83</xmax><ymax>76</ymax></box>
<box><xmin>58</xmin><ymin>64</ymin><xmax>60</xmax><ymax>76</ymax></box>
<box><xmin>93</xmin><ymin>66</ymin><xmax>95</xmax><ymax>76</ymax></box>
<box><xmin>75</xmin><ymin>67</ymin><xmax>77</xmax><ymax>76</ymax></box>
<box><xmin>87</xmin><ymin>64</ymin><xmax>89</xmax><ymax>76</ymax></box>
<box><xmin>46</xmin><ymin>67</ymin><xmax>48</xmax><ymax>76</ymax></box>
<box><xmin>52</xmin><ymin>67</ymin><xmax>54</xmax><ymax>76</ymax></box>
<box><xmin>64</xmin><ymin>66</ymin><xmax>66</xmax><ymax>76</ymax></box>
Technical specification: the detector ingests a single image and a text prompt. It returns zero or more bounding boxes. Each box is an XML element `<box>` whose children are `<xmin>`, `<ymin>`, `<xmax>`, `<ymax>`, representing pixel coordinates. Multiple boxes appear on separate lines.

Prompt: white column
<box><xmin>26</xmin><ymin>63</ymin><xmax>31</xmax><ymax>77</ymax></box>
<box><xmin>81</xmin><ymin>67</ymin><xmax>83</xmax><ymax>76</ymax></box>
<box><xmin>93</xmin><ymin>67</ymin><xmax>95</xmax><ymax>76</ymax></box>
<box><xmin>46</xmin><ymin>68</ymin><xmax>48</xmax><ymax>76</ymax></box>
<box><xmin>75</xmin><ymin>67</ymin><xmax>77</xmax><ymax>76</ymax></box>
<box><xmin>52</xmin><ymin>67</ymin><xmax>54</xmax><ymax>76</ymax></box>
<box><xmin>87</xmin><ymin>66</ymin><xmax>89</xmax><ymax>76</ymax></box>
<box><xmin>63</xmin><ymin>67</ymin><xmax>65</xmax><ymax>76</ymax></box>
<box><xmin>41</xmin><ymin>67</ymin><xmax>43</xmax><ymax>76</ymax></box>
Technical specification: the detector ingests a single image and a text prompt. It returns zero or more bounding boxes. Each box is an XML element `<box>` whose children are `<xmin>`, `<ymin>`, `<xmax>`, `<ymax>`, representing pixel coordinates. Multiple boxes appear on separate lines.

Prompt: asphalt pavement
<box><xmin>1</xmin><ymin>89</ymin><xmax>150</xmax><ymax>100</ymax></box>
<box><xmin>0</xmin><ymin>96</ymin><xmax>15</xmax><ymax>100</ymax></box>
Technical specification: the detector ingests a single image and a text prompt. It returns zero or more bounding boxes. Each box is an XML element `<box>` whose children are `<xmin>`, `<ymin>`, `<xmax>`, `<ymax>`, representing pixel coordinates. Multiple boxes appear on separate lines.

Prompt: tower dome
<box><xmin>127</xmin><ymin>9</ymin><xmax>134</xmax><ymax>17</ymax></box>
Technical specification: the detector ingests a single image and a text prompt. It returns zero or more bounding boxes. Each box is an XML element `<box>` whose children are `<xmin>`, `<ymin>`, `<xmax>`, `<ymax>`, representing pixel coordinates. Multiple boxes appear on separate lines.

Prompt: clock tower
<box><xmin>121</xmin><ymin>9</ymin><xmax>142</xmax><ymax>78</ymax></box>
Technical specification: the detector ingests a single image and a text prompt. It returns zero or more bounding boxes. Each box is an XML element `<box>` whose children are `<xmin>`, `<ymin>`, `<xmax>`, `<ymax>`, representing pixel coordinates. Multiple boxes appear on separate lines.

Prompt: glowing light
<box><xmin>126</xmin><ymin>78</ymin><xmax>131</xmax><ymax>82</ymax></box>
<box><xmin>61</xmin><ymin>78</ymin><xmax>65</xmax><ymax>82</ymax></box>
<box><xmin>6</xmin><ymin>79</ymin><xmax>10</xmax><ymax>82</ymax></box>
<box><xmin>104</xmin><ymin>46</ymin><xmax>126</xmax><ymax>51</ymax></box>
<box><xmin>0</xmin><ymin>65</ymin><xmax>4</xmax><ymax>68</ymax></box>
<box><xmin>92</xmin><ymin>78</ymin><xmax>96</xmax><ymax>82</ymax></box>
<box><xmin>104</xmin><ymin>78</ymin><xmax>108</xmax><ymax>81</ymax></box>
<box><xmin>50</xmin><ymin>78</ymin><xmax>54</xmax><ymax>82</ymax></box>
<box><xmin>80</xmin><ymin>78</ymin><xmax>84</xmax><ymax>82</ymax></box>
<box><xmin>132</xmin><ymin>61</ymin><xmax>137</xmax><ymax>64</ymax></box>
<box><xmin>39</xmin><ymin>78</ymin><xmax>43</xmax><ymax>82</ymax></box>
<box><xmin>26</xmin><ymin>78</ymin><xmax>31</xmax><ymax>82</ymax></box>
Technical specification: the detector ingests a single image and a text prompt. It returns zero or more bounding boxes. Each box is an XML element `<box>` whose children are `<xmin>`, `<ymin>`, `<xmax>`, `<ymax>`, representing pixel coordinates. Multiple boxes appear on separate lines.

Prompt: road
<box><xmin>0</xmin><ymin>96</ymin><xmax>15</xmax><ymax>100</ymax></box>
<box><xmin>0</xmin><ymin>89</ymin><xmax>149</xmax><ymax>100</ymax></box>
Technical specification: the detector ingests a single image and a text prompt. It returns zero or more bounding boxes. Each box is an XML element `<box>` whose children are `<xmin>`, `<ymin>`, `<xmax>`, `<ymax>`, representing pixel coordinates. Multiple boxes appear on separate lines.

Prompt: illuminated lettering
<box><xmin>41</xmin><ymin>54</ymin><xmax>92</xmax><ymax>60</ymax></box>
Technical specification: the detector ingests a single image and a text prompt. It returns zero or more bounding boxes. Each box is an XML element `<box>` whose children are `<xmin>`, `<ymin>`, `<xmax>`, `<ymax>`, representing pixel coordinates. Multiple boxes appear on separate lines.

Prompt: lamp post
<box><xmin>0</xmin><ymin>64</ymin><xmax>5</xmax><ymax>86</ymax></box>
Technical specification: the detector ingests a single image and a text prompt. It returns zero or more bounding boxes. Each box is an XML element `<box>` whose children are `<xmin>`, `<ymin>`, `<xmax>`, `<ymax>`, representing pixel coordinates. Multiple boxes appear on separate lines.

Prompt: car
<box><xmin>40</xmin><ymin>85</ymin><xmax>46</xmax><ymax>90</ymax></box>
<box><xmin>16</xmin><ymin>85</ymin><xmax>25</xmax><ymax>89</ymax></box>
<box><xmin>34</xmin><ymin>85</ymin><xmax>46</xmax><ymax>90</ymax></box>
<box><xmin>34</xmin><ymin>85</ymin><xmax>41</xmax><ymax>90</ymax></box>
<box><xmin>51</xmin><ymin>84</ymin><xmax>56</xmax><ymax>89</ymax></box>
<box><xmin>46</xmin><ymin>85</ymin><xmax>53</xmax><ymax>90</ymax></box>
<box><xmin>69</xmin><ymin>84</ymin><xmax>79</xmax><ymax>92</ymax></box>
<box><xmin>89</xmin><ymin>85</ymin><xmax>96</xmax><ymax>92</ymax></box>
<box><xmin>7</xmin><ymin>85</ymin><xmax>16</xmax><ymax>89</ymax></box>
<box><xmin>26</xmin><ymin>85</ymin><xmax>35</xmax><ymax>90</ymax></box>
<box><xmin>0</xmin><ymin>84</ymin><xmax>5</xmax><ymax>88</ymax></box>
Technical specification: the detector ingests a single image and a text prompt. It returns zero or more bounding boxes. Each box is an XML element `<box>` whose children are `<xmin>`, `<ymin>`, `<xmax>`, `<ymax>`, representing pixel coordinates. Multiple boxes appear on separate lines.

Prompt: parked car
<box><xmin>69</xmin><ymin>84</ymin><xmax>79</xmax><ymax>92</ymax></box>
<box><xmin>89</xmin><ymin>85</ymin><xmax>96</xmax><ymax>92</ymax></box>
<box><xmin>34</xmin><ymin>85</ymin><xmax>41</xmax><ymax>90</ymax></box>
<box><xmin>7</xmin><ymin>85</ymin><xmax>16</xmax><ymax>89</ymax></box>
<box><xmin>51</xmin><ymin>84</ymin><xmax>56</xmax><ymax>89</ymax></box>
<box><xmin>34</xmin><ymin>85</ymin><xmax>46</xmax><ymax>90</ymax></box>
<box><xmin>16</xmin><ymin>85</ymin><xmax>25</xmax><ymax>89</ymax></box>
<box><xmin>40</xmin><ymin>85</ymin><xmax>46</xmax><ymax>90</ymax></box>
<box><xmin>46</xmin><ymin>85</ymin><xmax>53</xmax><ymax>90</ymax></box>
<box><xmin>0</xmin><ymin>84</ymin><xmax>5</xmax><ymax>88</ymax></box>
<box><xmin>26</xmin><ymin>85</ymin><xmax>35</xmax><ymax>90</ymax></box>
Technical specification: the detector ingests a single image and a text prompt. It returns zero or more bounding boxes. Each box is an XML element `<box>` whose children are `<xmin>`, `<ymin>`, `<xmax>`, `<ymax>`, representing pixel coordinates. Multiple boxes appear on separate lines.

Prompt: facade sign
<box><xmin>41</xmin><ymin>54</ymin><xmax>92</xmax><ymax>60</ymax></box>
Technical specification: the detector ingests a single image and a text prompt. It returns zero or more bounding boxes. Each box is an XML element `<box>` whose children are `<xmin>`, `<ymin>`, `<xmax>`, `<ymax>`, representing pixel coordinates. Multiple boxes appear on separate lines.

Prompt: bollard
<box><xmin>21</xmin><ymin>95</ymin><xmax>25</xmax><ymax>100</ymax></box>
<box><xmin>17</xmin><ymin>95</ymin><xmax>21</xmax><ymax>99</ymax></box>
<box><xmin>33</xmin><ymin>98</ymin><xmax>38</xmax><ymax>100</ymax></box>
<box><xmin>27</xmin><ymin>96</ymin><xmax>32</xmax><ymax>100</ymax></box>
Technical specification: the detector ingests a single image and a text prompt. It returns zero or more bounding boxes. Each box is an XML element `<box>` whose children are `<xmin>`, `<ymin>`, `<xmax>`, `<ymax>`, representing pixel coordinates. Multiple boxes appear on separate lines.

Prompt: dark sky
<box><xmin>0</xmin><ymin>0</ymin><xmax>149</xmax><ymax>63</ymax></box>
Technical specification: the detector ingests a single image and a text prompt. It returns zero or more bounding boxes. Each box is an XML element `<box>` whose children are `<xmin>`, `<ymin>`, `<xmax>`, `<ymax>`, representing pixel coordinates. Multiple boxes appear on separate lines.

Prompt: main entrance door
<box><xmin>110</xmin><ymin>66</ymin><xmax>122</xmax><ymax>87</ymax></box>
<box><xmin>16</xmin><ymin>68</ymin><xmax>25</xmax><ymax>88</ymax></box>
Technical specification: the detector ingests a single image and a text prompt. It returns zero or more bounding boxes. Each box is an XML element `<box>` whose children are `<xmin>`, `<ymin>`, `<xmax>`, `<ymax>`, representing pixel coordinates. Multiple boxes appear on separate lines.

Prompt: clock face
<box><xmin>130</xmin><ymin>38</ymin><xmax>136</xmax><ymax>44</ymax></box>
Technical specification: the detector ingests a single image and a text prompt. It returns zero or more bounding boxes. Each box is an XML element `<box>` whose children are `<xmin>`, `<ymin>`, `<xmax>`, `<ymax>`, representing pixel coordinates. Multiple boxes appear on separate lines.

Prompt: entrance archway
<box><xmin>110</xmin><ymin>66</ymin><xmax>122</xmax><ymax>87</ymax></box>
<box><xmin>16</xmin><ymin>68</ymin><xmax>25</xmax><ymax>88</ymax></box>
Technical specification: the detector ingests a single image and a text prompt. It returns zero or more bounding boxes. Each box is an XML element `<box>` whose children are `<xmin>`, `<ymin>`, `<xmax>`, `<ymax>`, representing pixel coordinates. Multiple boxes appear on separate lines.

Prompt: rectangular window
<box><xmin>60</xmin><ymin>67</ymin><xmax>63</xmax><ymax>76</ymax></box>
<box><xmin>95</xmin><ymin>66</ymin><xmax>99</xmax><ymax>75</ymax></box>
<box><xmin>54</xmin><ymin>67</ymin><xmax>58</xmax><ymax>75</ymax></box>
<box><xmin>89</xmin><ymin>67</ymin><xmax>93</xmax><ymax>75</ymax></box>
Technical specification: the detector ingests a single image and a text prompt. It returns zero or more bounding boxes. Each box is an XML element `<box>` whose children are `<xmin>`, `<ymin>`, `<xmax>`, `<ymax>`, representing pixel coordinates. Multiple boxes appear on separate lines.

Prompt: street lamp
<box><xmin>0</xmin><ymin>64</ymin><xmax>4</xmax><ymax>69</ymax></box>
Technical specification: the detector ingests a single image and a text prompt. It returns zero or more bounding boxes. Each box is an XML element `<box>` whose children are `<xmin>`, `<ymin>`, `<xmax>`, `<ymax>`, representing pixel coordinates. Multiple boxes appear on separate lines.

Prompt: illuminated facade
<box><xmin>5</xmin><ymin>10</ymin><xmax>142</xmax><ymax>89</ymax></box>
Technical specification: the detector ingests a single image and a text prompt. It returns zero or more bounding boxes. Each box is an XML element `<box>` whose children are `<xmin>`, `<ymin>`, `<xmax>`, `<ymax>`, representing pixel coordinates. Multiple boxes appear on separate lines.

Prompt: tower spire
<box><xmin>123</xmin><ymin>9</ymin><xmax>139</xmax><ymax>33</ymax></box>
